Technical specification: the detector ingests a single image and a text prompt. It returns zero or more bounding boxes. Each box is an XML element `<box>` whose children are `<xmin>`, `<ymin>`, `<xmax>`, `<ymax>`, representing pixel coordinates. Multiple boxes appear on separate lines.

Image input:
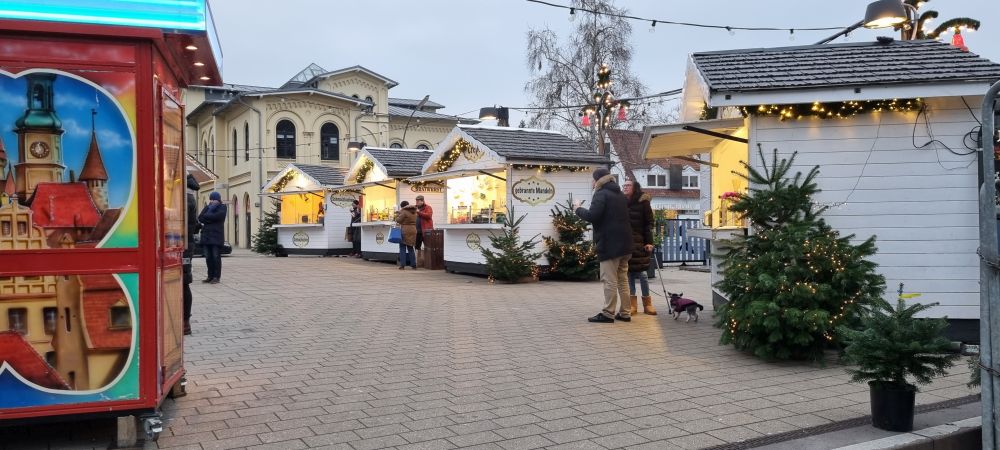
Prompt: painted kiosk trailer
<box><xmin>336</xmin><ymin>147</ymin><xmax>443</xmax><ymax>262</ymax></box>
<box><xmin>0</xmin><ymin>0</ymin><xmax>222</xmax><ymax>444</ymax></box>
<box><xmin>641</xmin><ymin>39</ymin><xmax>1000</xmax><ymax>341</ymax></box>
<box><xmin>261</xmin><ymin>164</ymin><xmax>352</xmax><ymax>256</ymax></box>
<box><xmin>409</xmin><ymin>126</ymin><xmax>608</xmax><ymax>275</ymax></box>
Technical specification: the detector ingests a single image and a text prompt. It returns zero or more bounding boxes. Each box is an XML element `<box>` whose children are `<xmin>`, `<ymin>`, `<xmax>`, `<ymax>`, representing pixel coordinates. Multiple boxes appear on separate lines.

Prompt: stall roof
<box><xmin>459</xmin><ymin>125</ymin><xmax>608</xmax><ymax>164</ymax></box>
<box><xmin>691</xmin><ymin>39</ymin><xmax>1000</xmax><ymax>106</ymax></box>
<box><xmin>295</xmin><ymin>164</ymin><xmax>346</xmax><ymax>187</ymax></box>
<box><xmin>364</xmin><ymin>148</ymin><xmax>434</xmax><ymax>177</ymax></box>
<box><xmin>407</xmin><ymin>168</ymin><xmax>506</xmax><ymax>183</ymax></box>
<box><xmin>641</xmin><ymin>118</ymin><xmax>745</xmax><ymax>160</ymax></box>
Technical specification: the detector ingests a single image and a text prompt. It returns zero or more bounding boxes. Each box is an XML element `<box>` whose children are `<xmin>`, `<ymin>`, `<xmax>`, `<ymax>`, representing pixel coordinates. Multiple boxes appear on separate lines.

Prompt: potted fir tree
<box><xmin>838</xmin><ymin>284</ymin><xmax>959</xmax><ymax>432</ymax></box>
<box><xmin>481</xmin><ymin>209</ymin><xmax>542</xmax><ymax>283</ymax></box>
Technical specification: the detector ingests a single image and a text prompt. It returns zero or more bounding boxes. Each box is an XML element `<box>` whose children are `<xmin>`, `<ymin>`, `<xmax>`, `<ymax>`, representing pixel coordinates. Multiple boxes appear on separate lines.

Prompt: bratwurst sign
<box><xmin>512</xmin><ymin>176</ymin><xmax>556</xmax><ymax>206</ymax></box>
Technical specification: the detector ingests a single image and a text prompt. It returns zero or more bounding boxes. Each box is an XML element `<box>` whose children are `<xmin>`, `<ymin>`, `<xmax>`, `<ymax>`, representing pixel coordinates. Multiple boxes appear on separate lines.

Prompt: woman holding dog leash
<box><xmin>623</xmin><ymin>179</ymin><xmax>657</xmax><ymax>316</ymax></box>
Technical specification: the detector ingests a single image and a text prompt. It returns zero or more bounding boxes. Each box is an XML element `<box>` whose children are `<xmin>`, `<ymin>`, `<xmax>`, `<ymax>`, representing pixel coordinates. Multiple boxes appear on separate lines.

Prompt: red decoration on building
<box><xmin>951</xmin><ymin>29</ymin><xmax>968</xmax><ymax>52</ymax></box>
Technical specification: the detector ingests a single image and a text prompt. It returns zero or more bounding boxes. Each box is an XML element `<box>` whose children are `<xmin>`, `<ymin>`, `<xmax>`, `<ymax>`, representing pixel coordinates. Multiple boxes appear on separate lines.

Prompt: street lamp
<box><xmin>814</xmin><ymin>0</ymin><xmax>917</xmax><ymax>45</ymax></box>
<box><xmin>478</xmin><ymin>106</ymin><xmax>509</xmax><ymax>127</ymax></box>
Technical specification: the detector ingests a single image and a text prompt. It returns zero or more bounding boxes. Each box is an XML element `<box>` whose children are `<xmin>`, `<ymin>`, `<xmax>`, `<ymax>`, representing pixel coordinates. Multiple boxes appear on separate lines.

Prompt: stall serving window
<box><xmin>446</xmin><ymin>172</ymin><xmax>506</xmax><ymax>224</ymax></box>
<box><xmin>362</xmin><ymin>184</ymin><xmax>396</xmax><ymax>222</ymax></box>
<box><xmin>280</xmin><ymin>193</ymin><xmax>324</xmax><ymax>224</ymax></box>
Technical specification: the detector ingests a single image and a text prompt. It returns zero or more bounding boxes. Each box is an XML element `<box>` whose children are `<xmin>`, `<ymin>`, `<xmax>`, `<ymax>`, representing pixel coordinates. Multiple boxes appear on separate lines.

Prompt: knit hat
<box><xmin>209</xmin><ymin>191</ymin><xmax>221</xmax><ymax>201</ymax></box>
<box><xmin>415</xmin><ymin>195</ymin><xmax>424</xmax><ymax>201</ymax></box>
<box><xmin>592</xmin><ymin>167</ymin><xmax>611</xmax><ymax>181</ymax></box>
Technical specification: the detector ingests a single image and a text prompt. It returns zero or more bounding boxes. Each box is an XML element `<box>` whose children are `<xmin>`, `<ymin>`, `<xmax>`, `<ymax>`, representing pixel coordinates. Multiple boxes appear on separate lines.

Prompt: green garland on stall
<box><xmin>270</xmin><ymin>171</ymin><xmax>296</xmax><ymax>193</ymax></box>
<box><xmin>355</xmin><ymin>158</ymin><xmax>374</xmax><ymax>184</ymax></box>
<box><xmin>741</xmin><ymin>98</ymin><xmax>923</xmax><ymax>121</ymax></box>
<box><xmin>433</xmin><ymin>139</ymin><xmax>472</xmax><ymax>172</ymax></box>
<box><xmin>511</xmin><ymin>164</ymin><xmax>590</xmax><ymax>173</ymax></box>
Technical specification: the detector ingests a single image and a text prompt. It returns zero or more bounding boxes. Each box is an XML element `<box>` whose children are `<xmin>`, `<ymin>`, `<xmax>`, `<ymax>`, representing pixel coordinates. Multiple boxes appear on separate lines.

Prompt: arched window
<box><xmin>232</xmin><ymin>129</ymin><xmax>238</xmax><ymax>166</ymax></box>
<box><xmin>202</xmin><ymin>140</ymin><xmax>208</xmax><ymax>165</ymax></box>
<box><xmin>232</xmin><ymin>195</ymin><xmax>239</xmax><ymax>247</ymax></box>
<box><xmin>210</xmin><ymin>136</ymin><xmax>215</xmax><ymax>171</ymax></box>
<box><xmin>365</xmin><ymin>95</ymin><xmax>374</xmax><ymax>109</ymax></box>
<box><xmin>275</xmin><ymin>120</ymin><xmax>296</xmax><ymax>159</ymax></box>
<box><xmin>320</xmin><ymin>123</ymin><xmax>339</xmax><ymax>160</ymax></box>
<box><xmin>389</xmin><ymin>142</ymin><xmax>403</xmax><ymax>149</ymax></box>
<box><xmin>244</xmin><ymin>122</ymin><xmax>250</xmax><ymax>161</ymax></box>
<box><xmin>416</xmin><ymin>144</ymin><xmax>430</xmax><ymax>150</ymax></box>
<box><xmin>244</xmin><ymin>193</ymin><xmax>251</xmax><ymax>248</ymax></box>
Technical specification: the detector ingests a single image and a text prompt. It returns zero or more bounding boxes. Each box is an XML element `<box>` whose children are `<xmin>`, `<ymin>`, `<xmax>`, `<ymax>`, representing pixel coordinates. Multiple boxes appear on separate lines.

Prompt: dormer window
<box><xmin>109</xmin><ymin>301</ymin><xmax>131</xmax><ymax>330</ymax></box>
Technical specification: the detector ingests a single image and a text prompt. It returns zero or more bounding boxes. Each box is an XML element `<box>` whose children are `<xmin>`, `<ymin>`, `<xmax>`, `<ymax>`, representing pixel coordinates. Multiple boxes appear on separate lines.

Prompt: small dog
<box><xmin>668</xmin><ymin>292</ymin><xmax>704</xmax><ymax>322</ymax></box>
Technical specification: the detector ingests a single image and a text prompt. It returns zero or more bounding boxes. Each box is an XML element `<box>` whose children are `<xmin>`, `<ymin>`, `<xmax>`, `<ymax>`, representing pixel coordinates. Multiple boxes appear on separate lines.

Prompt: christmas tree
<box><xmin>839</xmin><ymin>285</ymin><xmax>958</xmax><ymax>390</ymax></box>
<box><xmin>251</xmin><ymin>200</ymin><xmax>281</xmax><ymax>255</ymax></box>
<box><xmin>715</xmin><ymin>147</ymin><xmax>886</xmax><ymax>361</ymax></box>
<box><xmin>544</xmin><ymin>199</ymin><xmax>599</xmax><ymax>280</ymax></box>
<box><xmin>481</xmin><ymin>209</ymin><xmax>542</xmax><ymax>282</ymax></box>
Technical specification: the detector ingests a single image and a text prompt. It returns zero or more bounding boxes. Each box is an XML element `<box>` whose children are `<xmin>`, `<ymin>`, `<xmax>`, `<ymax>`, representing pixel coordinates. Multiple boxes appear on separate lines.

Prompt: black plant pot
<box><xmin>869</xmin><ymin>382</ymin><xmax>916</xmax><ymax>432</ymax></box>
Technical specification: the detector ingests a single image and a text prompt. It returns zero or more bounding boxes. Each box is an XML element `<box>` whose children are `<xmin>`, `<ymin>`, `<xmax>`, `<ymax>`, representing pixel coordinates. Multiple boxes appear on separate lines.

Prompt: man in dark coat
<box><xmin>183</xmin><ymin>174</ymin><xmax>202</xmax><ymax>335</ymax></box>
<box><xmin>198</xmin><ymin>191</ymin><xmax>227</xmax><ymax>284</ymax></box>
<box><xmin>575</xmin><ymin>168</ymin><xmax>634</xmax><ymax>323</ymax></box>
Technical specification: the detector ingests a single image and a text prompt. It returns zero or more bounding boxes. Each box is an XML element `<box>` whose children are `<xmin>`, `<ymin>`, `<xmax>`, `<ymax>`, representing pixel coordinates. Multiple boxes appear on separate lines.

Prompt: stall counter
<box><xmin>360</xmin><ymin>221</ymin><xmax>399</xmax><ymax>262</ymax></box>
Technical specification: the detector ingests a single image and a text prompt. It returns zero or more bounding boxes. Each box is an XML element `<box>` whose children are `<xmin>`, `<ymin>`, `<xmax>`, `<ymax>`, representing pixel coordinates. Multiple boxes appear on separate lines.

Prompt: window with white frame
<box><xmin>646</xmin><ymin>174</ymin><xmax>667</xmax><ymax>187</ymax></box>
<box><xmin>682</xmin><ymin>174</ymin><xmax>699</xmax><ymax>188</ymax></box>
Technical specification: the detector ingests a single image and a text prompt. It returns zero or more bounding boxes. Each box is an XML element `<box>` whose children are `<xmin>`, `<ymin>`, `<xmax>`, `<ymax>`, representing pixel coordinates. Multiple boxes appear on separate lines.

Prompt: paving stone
<box><xmin>542</xmin><ymin>427</ymin><xmax>600</xmax><ymax>444</ymax></box>
<box><xmin>497</xmin><ymin>434</ymin><xmax>554</xmax><ymax>450</ymax></box>
<box><xmin>591</xmin><ymin>431</ymin><xmax>650</xmax><ymax>449</ymax></box>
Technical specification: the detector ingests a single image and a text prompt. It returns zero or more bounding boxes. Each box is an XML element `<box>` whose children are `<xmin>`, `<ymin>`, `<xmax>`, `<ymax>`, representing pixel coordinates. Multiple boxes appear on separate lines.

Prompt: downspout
<box><xmin>236</xmin><ymin>95</ymin><xmax>264</xmax><ymax>225</ymax></box>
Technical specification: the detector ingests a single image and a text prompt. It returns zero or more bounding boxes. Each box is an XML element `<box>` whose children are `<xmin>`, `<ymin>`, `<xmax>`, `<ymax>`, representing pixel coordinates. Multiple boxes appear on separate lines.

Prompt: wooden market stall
<box><xmin>336</xmin><ymin>147</ymin><xmax>443</xmax><ymax>262</ymax></box>
<box><xmin>0</xmin><ymin>0</ymin><xmax>222</xmax><ymax>442</ymax></box>
<box><xmin>409</xmin><ymin>126</ymin><xmax>608</xmax><ymax>274</ymax></box>
<box><xmin>641</xmin><ymin>39</ymin><xmax>1000</xmax><ymax>340</ymax></box>
<box><xmin>261</xmin><ymin>163</ymin><xmax>353</xmax><ymax>256</ymax></box>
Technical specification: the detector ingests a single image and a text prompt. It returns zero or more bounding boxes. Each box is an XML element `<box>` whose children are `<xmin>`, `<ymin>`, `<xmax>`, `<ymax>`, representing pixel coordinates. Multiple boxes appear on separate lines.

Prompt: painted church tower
<box><xmin>14</xmin><ymin>73</ymin><xmax>65</xmax><ymax>204</ymax></box>
<box><xmin>79</xmin><ymin>111</ymin><xmax>109</xmax><ymax>212</ymax></box>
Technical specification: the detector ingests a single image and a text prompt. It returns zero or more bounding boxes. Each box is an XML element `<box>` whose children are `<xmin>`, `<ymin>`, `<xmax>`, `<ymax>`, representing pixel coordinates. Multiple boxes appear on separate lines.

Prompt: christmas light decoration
<box><xmin>354</xmin><ymin>158</ymin><xmax>374</xmax><ymax>184</ymax></box>
<box><xmin>742</xmin><ymin>98</ymin><xmax>923</xmax><ymax>121</ymax></box>
<box><xmin>579</xmin><ymin>63</ymin><xmax>630</xmax><ymax>154</ymax></box>
<box><xmin>544</xmin><ymin>199</ymin><xmax>599</xmax><ymax>280</ymax></box>
<box><xmin>581</xmin><ymin>114</ymin><xmax>591</xmax><ymax>127</ymax></box>
<box><xmin>510</xmin><ymin>164</ymin><xmax>589</xmax><ymax>173</ymax></box>
<box><xmin>432</xmin><ymin>139</ymin><xmax>477</xmax><ymax>173</ymax></box>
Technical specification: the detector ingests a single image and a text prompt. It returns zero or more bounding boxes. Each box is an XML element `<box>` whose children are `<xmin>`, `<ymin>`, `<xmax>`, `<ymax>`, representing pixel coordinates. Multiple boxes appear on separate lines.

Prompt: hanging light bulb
<box><xmin>726</xmin><ymin>26</ymin><xmax>735</xmax><ymax>36</ymax></box>
<box><xmin>952</xmin><ymin>28</ymin><xmax>968</xmax><ymax>52</ymax></box>
<box><xmin>581</xmin><ymin>114</ymin><xmax>591</xmax><ymax>127</ymax></box>
<box><xmin>568</xmin><ymin>7</ymin><xmax>575</xmax><ymax>21</ymax></box>
<box><xmin>789</xmin><ymin>29</ymin><xmax>795</xmax><ymax>41</ymax></box>
<box><xmin>649</xmin><ymin>20</ymin><xmax>657</xmax><ymax>33</ymax></box>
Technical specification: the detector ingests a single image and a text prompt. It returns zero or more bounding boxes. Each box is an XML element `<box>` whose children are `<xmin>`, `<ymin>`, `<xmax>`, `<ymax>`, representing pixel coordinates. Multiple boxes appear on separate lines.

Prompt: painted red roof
<box><xmin>645</xmin><ymin>188</ymin><xmax>701</xmax><ymax>199</ymax></box>
<box><xmin>28</xmin><ymin>182</ymin><xmax>101</xmax><ymax>228</ymax></box>
<box><xmin>0</xmin><ymin>331</ymin><xmax>70</xmax><ymax>390</ymax></box>
<box><xmin>79</xmin><ymin>132</ymin><xmax>108</xmax><ymax>181</ymax></box>
<box><xmin>1</xmin><ymin>168</ymin><xmax>13</xmax><ymax>197</ymax></box>
<box><xmin>79</xmin><ymin>274</ymin><xmax>131</xmax><ymax>350</ymax></box>
<box><xmin>0</xmin><ymin>135</ymin><xmax>7</xmax><ymax>161</ymax></box>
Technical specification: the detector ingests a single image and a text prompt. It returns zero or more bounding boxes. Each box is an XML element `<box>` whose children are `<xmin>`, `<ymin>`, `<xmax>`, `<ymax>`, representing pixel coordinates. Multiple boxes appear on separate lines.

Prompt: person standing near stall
<box><xmin>414</xmin><ymin>195</ymin><xmax>433</xmax><ymax>265</ymax></box>
<box><xmin>623</xmin><ymin>179</ymin><xmax>657</xmax><ymax>316</ymax></box>
<box><xmin>198</xmin><ymin>191</ymin><xmax>227</xmax><ymax>284</ymax></box>
<box><xmin>575</xmin><ymin>168</ymin><xmax>633</xmax><ymax>323</ymax></box>
<box><xmin>395</xmin><ymin>200</ymin><xmax>418</xmax><ymax>270</ymax></box>
<box><xmin>350</xmin><ymin>199</ymin><xmax>362</xmax><ymax>257</ymax></box>
<box><xmin>183</xmin><ymin>174</ymin><xmax>202</xmax><ymax>335</ymax></box>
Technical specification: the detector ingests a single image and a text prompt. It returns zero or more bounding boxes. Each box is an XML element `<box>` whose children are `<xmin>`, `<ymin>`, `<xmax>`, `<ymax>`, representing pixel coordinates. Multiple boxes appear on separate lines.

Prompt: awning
<box><xmin>332</xmin><ymin>179</ymin><xmax>398</xmax><ymax>192</ymax></box>
<box><xmin>259</xmin><ymin>189</ymin><xmax>325</xmax><ymax>198</ymax></box>
<box><xmin>406</xmin><ymin>167</ymin><xmax>506</xmax><ymax>183</ymax></box>
<box><xmin>641</xmin><ymin>118</ymin><xmax>745</xmax><ymax>159</ymax></box>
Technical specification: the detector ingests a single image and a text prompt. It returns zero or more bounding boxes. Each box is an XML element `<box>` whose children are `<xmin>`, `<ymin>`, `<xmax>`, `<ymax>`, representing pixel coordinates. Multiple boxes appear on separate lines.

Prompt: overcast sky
<box><xmin>210</xmin><ymin>0</ymin><xmax>998</xmax><ymax>125</ymax></box>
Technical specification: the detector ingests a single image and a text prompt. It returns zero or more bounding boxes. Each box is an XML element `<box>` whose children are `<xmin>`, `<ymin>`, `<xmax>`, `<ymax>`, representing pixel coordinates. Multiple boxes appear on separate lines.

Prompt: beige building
<box><xmin>183</xmin><ymin>64</ymin><xmax>476</xmax><ymax>248</ymax></box>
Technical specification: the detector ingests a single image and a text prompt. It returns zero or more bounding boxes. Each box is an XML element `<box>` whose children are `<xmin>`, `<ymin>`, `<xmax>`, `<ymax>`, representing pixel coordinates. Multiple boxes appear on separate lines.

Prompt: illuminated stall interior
<box><xmin>445</xmin><ymin>172</ymin><xmax>507</xmax><ymax>224</ymax></box>
<box><xmin>640</xmin><ymin>118</ymin><xmax>747</xmax><ymax>229</ymax></box>
<box><xmin>342</xmin><ymin>148</ymin><xmax>436</xmax><ymax>222</ymax></box>
<box><xmin>263</xmin><ymin>164</ymin><xmax>344</xmax><ymax>225</ymax></box>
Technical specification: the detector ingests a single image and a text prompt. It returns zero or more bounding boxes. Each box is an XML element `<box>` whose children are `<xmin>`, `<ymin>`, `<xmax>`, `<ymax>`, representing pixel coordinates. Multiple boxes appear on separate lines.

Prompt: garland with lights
<box><xmin>741</xmin><ymin>98</ymin><xmax>923</xmax><ymax>121</ymax></box>
<box><xmin>432</xmin><ymin>139</ymin><xmax>476</xmax><ymax>173</ymax></box>
<box><xmin>270</xmin><ymin>171</ymin><xmax>296</xmax><ymax>193</ymax></box>
<box><xmin>354</xmin><ymin>158</ymin><xmax>374</xmax><ymax>184</ymax></box>
<box><xmin>906</xmin><ymin>0</ymin><xmax>979</xmax><ymax>42</ymax></box>
<box><xmin>714</xmin><ymin>146</ymin><xmax>886</xmax><ymax>362</ymax></box>
<box><xmin>510</xmin><ymin>164</ymin><xmax>590</xmax><ymax>173</ymax></box>
<box><xmin>579</xmin><ymin>63</ymin><xmax>630</xmax><ymax>128</ymax></box>
<box><xmin>543</xmin><ymin>199</ymin><xmax>599</xmax><ymax>281</ymax></box>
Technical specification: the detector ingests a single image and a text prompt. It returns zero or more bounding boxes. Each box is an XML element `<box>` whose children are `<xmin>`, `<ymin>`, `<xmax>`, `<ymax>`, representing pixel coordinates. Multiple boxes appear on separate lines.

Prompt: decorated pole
<box><xmin>980</xmin><ymin>79</ymin><xmax>1000</xmax><ymax>450</ymax></box>
<box><xmin>580</xmin><ymin>63</ymin><xmax>629</xmax><ymax>156</ymax></box>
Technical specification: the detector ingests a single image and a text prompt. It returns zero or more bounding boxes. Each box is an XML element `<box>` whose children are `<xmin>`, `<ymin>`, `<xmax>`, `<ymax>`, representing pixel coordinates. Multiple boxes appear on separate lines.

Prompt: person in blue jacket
<box><xmin>198</xmin><ymin>191</ymin><xmax>227</xmax><ymax>284</ymax></box>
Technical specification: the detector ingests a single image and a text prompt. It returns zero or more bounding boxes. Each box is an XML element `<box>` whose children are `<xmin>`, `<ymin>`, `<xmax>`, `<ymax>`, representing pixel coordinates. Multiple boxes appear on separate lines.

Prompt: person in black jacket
<box><xmin>575</xmin><ymin>168</ymin><xmax>634</xmax><ymax>323</ymax></box>
<box><xmin>198</xmin><ymin>191</ymin><xmax>227</xmax><ymax>284</ymax></box>
<box><xmin>623</xmin><ymin>179</ymin><xmax>656</xmax><ymax>316</ymax></box>
<box><xmin>183</xmin><ymin>174</ymin><xmax>202</xmax><ymax>335</ymax></box>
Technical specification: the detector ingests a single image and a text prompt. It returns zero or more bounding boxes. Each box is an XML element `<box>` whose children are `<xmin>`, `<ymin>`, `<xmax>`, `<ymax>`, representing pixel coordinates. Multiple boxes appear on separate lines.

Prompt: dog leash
<box><xmin>654</xmin><ymin>250</ymin><xmax>669</xmax><ymax>300</ymax></box>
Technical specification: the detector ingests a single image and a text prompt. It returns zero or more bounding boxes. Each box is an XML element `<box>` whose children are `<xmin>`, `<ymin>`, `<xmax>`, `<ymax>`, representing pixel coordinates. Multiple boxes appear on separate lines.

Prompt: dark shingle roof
<box><xmin>389</xmin><ymin>97</ymin><xmax>445</xmax><ymax>109</ymax></box>
<box><xmin>365</xmin><ymin>148</ymin><xmax>433</xmax><ymax>177</ymax></box>
<box><xmin>461</xmin><ymin>127</ymin><xmax>608</xmax><ymax>164</ymax></box>
<box><xmin>387</xmin><ymin>105</ymin><xmax>477</xmax><ymax>124</ymax></box>
<box><xmin>692</xmin><ymin>39</ymin><xmax>1000</xmax><ymax>93</ymax></box>
<box><xmin>295</xmin><ymin>164</ymin><xmax>346</xmax><ymax>186</ymax></box>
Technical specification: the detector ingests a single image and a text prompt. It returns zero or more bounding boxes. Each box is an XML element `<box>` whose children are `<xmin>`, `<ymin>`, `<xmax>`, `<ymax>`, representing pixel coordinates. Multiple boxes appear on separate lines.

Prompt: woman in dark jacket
<box><xmin>198</xmin><ymin>191</ymin><xmax>227</xmax><ymax>284</ymax></box>
<box><xmin>624</xmin><ymin>179</ymin><xmax>656</xmax><ymax>315</ymax></box>
<box><xmin>394</xmin><ymin>201</ymin><xmax>418</xmax><ymax>270</ymax></box>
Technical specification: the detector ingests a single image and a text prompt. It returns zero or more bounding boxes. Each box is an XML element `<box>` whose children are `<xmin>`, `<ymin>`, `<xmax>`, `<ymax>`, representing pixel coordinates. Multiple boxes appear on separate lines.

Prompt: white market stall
<box><xmin>641</xmin><ymin>39</ymin><xmax>1000</xmax><ymax>340</ymax></box>
<box><xmin>261</xmin><ymin>163</ymin><xmax>354</xmax><ymax>256</ymax></box>
<box><xmin>336</xmin><ymin>147</ymin><xmax>444</xmax><ymax>262</ymax></box>
<box><xmin>409</xmin><ymin>125</ymin><xmax>608</xmax><ymax>275</ymax></box>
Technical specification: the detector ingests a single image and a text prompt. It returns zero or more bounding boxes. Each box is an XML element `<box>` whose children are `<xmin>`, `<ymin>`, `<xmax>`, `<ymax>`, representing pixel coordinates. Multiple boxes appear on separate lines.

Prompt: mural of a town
<box><xmin>0</xmin><ymin>72</ymin><xmax>134</xmax><ymax>391</ymax></box>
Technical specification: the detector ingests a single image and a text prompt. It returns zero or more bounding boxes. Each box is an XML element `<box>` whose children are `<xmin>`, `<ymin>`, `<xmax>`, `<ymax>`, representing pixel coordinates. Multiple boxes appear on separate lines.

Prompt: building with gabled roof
<box><xmin>184</xmin><ymin>62</ymin><xmax>478</xmax><ymax>249</ymax></box>
<box><xmin>606</xmin><ymin>129</ymin><xmax>701</xmax><ymax>218</ymax></box>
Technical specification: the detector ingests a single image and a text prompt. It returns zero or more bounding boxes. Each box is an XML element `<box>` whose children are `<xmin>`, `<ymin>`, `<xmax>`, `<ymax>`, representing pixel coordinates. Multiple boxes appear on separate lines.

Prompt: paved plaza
<box><xmin>3</xmin><ymin>251</ymin><xmax>979</xmax><ymax>449</ymax></box>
